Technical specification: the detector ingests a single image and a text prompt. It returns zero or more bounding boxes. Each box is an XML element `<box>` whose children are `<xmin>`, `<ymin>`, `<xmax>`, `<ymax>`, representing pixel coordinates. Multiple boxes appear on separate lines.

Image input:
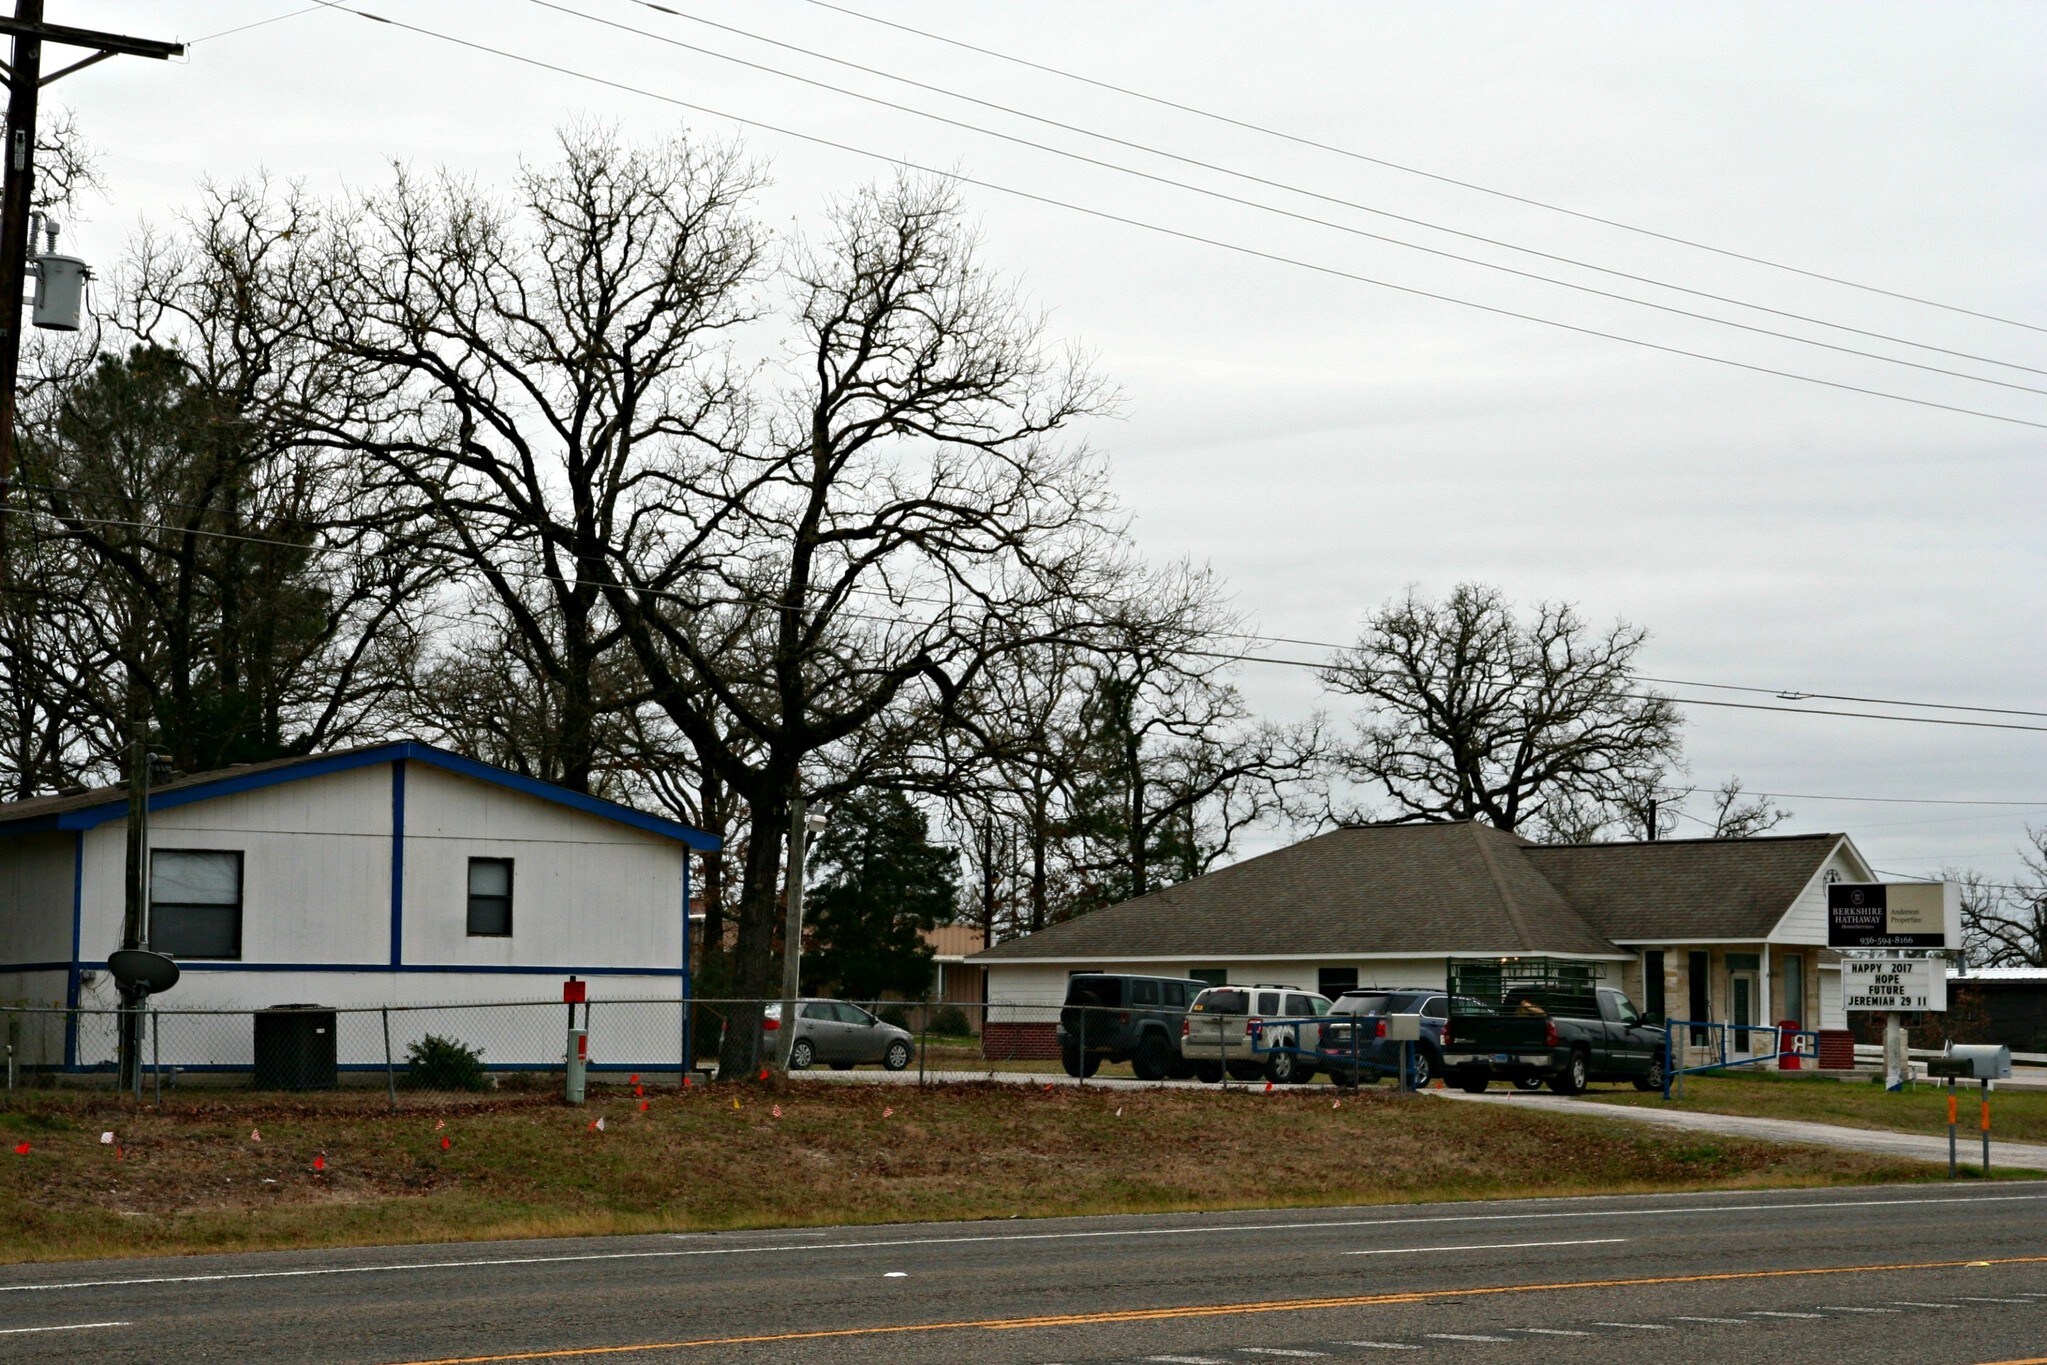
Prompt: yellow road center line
<box><xmin>385</xmin><ymin>1254</ymin><xmax>2047</xmax><ymax>1364</ymax></box>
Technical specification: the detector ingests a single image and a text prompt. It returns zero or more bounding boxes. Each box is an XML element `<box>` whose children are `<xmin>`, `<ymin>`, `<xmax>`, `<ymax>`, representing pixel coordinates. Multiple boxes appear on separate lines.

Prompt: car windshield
<box><xmin>1191</xmin><ymin>988</ymin><xmax>1249</xmax><ymax>1014</ymax></box>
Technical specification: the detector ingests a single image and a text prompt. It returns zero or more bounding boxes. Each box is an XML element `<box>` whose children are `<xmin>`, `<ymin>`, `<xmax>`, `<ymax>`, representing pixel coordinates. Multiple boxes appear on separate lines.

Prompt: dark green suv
<box><xmin>1057</xmin><ymin>973</ymin><xmax>1205</xmax><ymax>1080</ymax></box>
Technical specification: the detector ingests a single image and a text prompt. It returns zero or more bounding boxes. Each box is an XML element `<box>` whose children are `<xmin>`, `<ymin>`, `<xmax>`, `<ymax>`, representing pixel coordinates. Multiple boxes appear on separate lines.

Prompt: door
<box><xmin>835</xmin><ymin>1002</ymin><xmax>883</xmax><ymax>1062</ymax></box>
<box><xmin>799</xmin><ymin>1001</ymin><xmax>841</xmax><ymax>1062</ymax></box>
<box><xmin>1595</xmin><ymin>990</ymin><xmax>1625</xmax><ymax>1071</ymax></box>
<box><xmin>1601</xmin><ymin>989</ymin><xmax>1654</xmax><ymax>1073</ymax></box>
<box><xmin>1284</xmin><ymin>993</ymin><xmax>1318</xmax><ymax>1053</ymax></box>
<box><xmin>1781</xmin><ymin>954</ymin><xmax>1805</xmax><ymax>1028</ymax></box>
<box><xmin>1729</xmin><ymin>974</ymin><xmax>1756</xmax><ymax>1052</ymax></box>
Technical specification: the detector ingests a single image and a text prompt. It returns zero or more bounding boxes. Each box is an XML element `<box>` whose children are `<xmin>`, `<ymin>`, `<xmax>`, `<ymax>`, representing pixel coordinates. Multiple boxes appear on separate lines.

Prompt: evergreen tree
<box><xmin>804</xmin><ymin>790</ymin><xmax>958</xmax><ymax>1001</ymax></box>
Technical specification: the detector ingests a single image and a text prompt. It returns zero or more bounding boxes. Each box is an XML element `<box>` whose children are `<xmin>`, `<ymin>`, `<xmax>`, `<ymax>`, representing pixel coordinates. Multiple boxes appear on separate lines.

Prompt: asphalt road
<box><xmin>5</xmin><ymin>1184</ymin><xmax>2047</xmax><ymax>1364</ymax></box>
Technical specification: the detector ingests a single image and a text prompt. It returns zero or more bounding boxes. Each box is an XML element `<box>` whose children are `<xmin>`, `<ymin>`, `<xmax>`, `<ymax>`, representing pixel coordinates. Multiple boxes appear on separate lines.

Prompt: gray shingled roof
<box><xmin>972</xmin><ymin>821</ymin><xmax>1624</xmax><ymax>961</ymax></box>
<box><xmin>1521</xmin><ymin>832</ymin><xmax>1844</xmax><ymax>941</ymax></box>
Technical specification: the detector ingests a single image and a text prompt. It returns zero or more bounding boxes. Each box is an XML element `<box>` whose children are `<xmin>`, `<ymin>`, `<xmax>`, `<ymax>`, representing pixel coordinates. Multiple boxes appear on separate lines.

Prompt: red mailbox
<box><xmin>563</xmin><ymin>977</ymin><xmax>587</xmax><ymax>1005</ymax></box>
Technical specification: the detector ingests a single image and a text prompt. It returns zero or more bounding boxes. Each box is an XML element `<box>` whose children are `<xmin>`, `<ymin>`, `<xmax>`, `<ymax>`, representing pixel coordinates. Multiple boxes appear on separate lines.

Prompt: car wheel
<box><xmin>1513</xmin><ymin>1075</ymin><xmax>1543</xmax><ymax>1091</ymax></box>
<box><xmin>789</xmin><ymin>1039</ymin><xmax>815</xmax><ymax>1071</ymax></box>
<box><xmin>1408</xmin><ymin>1049</ymin><xmax>1434</xmax><ymax>1090</ymax></box>
<box><xmin>1062</xmin><ymin>1045</ymin><xmax>1102</xmax><ymax>1079</ymax></box>
<box><xmin>1455</xmin><ymin>1069</ymin><xmax>1489</xmax><ymax>1094</ymax></box>
<box><xmin>1330</xmin><ymin>1068</ymin><xmax>1359</xmax><ymax>1089</ymax></box>
<box><xmin>1193</xmin><ymin>1061</ymin><xmax>1225</xmax><ymax>1084</ymax></box>
<box><xmin>883</xmin><ymin>1039</ymin><xmax>912</xmax><ymax>1072</ymax></box>
<box><xmin>1131</xmin><ymin>1033</ymin><xmax>1173</xmax><ymax>1081</ymax></box>
<box><xmin>1265</xmin><ymin>1048</ymin><xmax>1298</xmax><ymax>1084</ymax></box>
<box><xmin>1550</xmin><ymin>1049</ymin><xmax>1589</xmax><ymax>1096</ymax></box>
<box><xmin>1634</xmin><ymin>1058</ymin><xmax>1665</xmax><ymax>1092</ymax></box>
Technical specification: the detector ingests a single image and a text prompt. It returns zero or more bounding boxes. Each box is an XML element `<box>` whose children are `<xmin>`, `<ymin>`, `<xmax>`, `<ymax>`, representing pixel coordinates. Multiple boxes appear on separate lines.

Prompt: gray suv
<box><xmin>1057</xmin><ymin>973</ymin><xmax>1204</xmax><ymax>1080</ymax></box>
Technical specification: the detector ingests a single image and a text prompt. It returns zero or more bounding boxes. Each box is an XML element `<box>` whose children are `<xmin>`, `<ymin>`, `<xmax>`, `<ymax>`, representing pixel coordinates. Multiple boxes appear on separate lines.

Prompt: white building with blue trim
<box><xmin>0</xmin><ymin>740</ymin><xmax>716</xmax><ymax>1072</ymax></box>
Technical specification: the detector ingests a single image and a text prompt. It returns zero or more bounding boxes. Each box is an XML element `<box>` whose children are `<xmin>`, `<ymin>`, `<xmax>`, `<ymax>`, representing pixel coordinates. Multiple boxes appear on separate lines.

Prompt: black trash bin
<box><xmin>253</xmin><ymin>1004</ymin><xmax>337</xmax><ymax>1090</ymax></box>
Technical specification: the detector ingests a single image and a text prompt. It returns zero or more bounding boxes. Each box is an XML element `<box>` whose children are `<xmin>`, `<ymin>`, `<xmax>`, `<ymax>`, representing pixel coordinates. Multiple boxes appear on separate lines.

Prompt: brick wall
<box><xmin>984</xmin><ymin>1021</ymin><xmax>1059</xmax><ymax>1061</ymax></box>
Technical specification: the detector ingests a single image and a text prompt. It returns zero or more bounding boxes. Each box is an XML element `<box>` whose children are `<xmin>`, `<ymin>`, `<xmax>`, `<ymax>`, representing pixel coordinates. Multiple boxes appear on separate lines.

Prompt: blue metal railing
<box><xmin>1661</xmin><ymin>1018</ymin><xmax>1819</xmax><ymax>1099</ymax></box>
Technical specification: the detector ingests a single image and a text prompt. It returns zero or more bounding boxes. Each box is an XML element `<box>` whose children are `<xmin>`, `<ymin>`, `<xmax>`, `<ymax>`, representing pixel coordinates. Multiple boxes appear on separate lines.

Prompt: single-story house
<box><xmin>1933</xmin><ymin>968</ymin><xmax>2047</xmax><ymax>1053</ymax></box>
<box><xmin>924</xmin><ymin>923</ymin><xmax>988</xmax><ymax>1028</ymax></box>
<box><xmin>0</xmin><ymin>740</ymin><xmax>717</xmax><ymax>1072</ymax></box>
<box><xmin>970</xmin><ymin>820</ymin><xmax>1878</xmax><ymax>1062</ymax></box>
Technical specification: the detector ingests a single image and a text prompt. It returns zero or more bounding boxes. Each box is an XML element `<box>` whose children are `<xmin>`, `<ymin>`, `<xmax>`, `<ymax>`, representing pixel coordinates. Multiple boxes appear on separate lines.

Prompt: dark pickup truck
<box><xmin>1440</xmin><ymin>984</ymin><xmax>1666</xmax><ymax>1095</ymax></box>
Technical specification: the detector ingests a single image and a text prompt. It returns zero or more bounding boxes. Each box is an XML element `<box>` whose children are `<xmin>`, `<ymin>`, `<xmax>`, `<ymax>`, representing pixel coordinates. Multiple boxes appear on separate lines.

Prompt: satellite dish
<box><xmin>107</xmin><ymin>949</ymin><xmax>180</xmax><ymax>996</ymax></box>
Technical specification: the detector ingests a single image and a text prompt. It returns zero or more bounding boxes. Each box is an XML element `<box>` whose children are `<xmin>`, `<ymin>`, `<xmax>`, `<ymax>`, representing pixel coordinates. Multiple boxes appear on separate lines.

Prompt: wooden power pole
<box><xmin>0</xmin><ymin>2</ymin><xmax>181</xmax><ymax>539</ymax></box>
<box><xmin>0</xmin><ymin>2</ymin><xmax>181</xmax><ymax>1091</ymax></box>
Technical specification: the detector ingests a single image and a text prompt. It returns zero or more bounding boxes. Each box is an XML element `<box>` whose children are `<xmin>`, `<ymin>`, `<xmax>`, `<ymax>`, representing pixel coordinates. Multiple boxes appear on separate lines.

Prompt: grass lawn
<box><xmin>0</xmin><ymin>1077</ymin><xmax>1951</xmax><ymax>1265</ymax></box>
<box><xmin>1583</xmin><ymin>1070</ymin><xmax>2047</xmax><ymax>1143</ymax></box>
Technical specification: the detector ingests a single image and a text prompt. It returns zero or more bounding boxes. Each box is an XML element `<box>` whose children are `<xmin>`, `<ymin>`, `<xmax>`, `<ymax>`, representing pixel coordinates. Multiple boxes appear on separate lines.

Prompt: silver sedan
<box><xmin>777</xmin><ymin>999</ymin><xmax>915</xmax><ymax>1071</ymax></box>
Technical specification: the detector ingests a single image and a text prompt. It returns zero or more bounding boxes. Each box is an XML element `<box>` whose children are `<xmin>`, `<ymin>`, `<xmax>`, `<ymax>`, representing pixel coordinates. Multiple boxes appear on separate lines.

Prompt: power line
<box><xmin>604</xmin><ymin>0</ymin><xmax>2047</xmax><ymax>384</ymax></box>
<box><xmin>305</xmin><ymin>6</ymin><xmax>2047</xmax><ymax>432</ymax></box>
<box><xmin>794</xmin><ymin>0</ymin><xmax>2047</xmax><ymax>338</ymax></box>
<box><xmin>24</xmin><ymin>488</ymin><xmax>2046</xmax><ymax>735</ymax></box>
<box><xmin>188</xmin><ymin>4</ymin><xmax>329</xmax><ymax>45</ymax></box>
<box><xmin>526</xmin><ymin>0</ymin><xmax>2047</xmax><ymax>400</ymax></box>
<box><xmin>1751</xmin><ymin>792</ymin><xmax>2047</xmax><ymax>808</ymax></box>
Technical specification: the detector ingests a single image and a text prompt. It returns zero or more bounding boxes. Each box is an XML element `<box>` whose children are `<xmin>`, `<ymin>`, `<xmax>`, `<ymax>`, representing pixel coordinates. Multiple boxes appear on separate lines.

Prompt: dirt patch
<box><xmin>0</xmin><ymin>1078</ymin><xmax>1940</xmax><ymax>1263</ymax></box>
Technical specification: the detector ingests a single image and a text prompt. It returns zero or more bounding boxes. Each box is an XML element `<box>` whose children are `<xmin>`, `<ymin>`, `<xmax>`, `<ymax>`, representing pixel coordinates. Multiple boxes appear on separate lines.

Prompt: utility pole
<box><xmin>0</xmin><ymin>3</ymin><xmax>181</xmax><ymax>543</ymax></box>
<box><xmin>0</xmin><ymin>4</ymin><xmax>185</xmax><ymax>1089</ymax></box>
<box><xmin>774</xmin><ymin>799</ymin><xmax>827</xmax><ymax>1071</ymax></box>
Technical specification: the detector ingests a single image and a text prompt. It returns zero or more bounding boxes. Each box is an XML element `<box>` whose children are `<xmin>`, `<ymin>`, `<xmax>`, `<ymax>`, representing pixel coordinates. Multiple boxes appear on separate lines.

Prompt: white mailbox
<box><xmin>1947</xmin><ymin>1044</ymin><xmax>2012</xmax><ymax>1080</ymax></box>
<box><xmin>1383</xmin><ymin>1013</ymin><xmax>1422</xmax><ymax>1042</ymax></box>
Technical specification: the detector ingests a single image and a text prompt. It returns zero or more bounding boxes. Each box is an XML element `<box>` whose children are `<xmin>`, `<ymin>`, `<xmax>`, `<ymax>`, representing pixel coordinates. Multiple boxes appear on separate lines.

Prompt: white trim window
<box><xmin>151</xmin><ymin>849</ymin><xmax>244</xmax><ymax>959</ymax></box>
<box><xmin>467</xmin><ymin>857</ymin><xmax>514</xmax><ymax>937</ymax></box>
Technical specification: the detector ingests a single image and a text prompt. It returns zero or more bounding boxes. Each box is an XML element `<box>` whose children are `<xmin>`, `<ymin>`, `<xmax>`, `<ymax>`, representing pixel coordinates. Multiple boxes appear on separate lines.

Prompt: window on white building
<box><xmin>151</xmin><ymin>849</ymin><xmax>244</xmax><ymax>959</ymax></box>
<box><xmin>467</xmin><ymin>858</ymin><xmax>513</xmax><ymax>937</ymax></box>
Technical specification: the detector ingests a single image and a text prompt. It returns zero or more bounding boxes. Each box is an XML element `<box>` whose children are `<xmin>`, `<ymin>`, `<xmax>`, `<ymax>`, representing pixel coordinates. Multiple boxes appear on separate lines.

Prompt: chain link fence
<box><xmin>1</xmin><ymin>995</ymin><xmax>1338</xmax><ymax>1104</ymax></box>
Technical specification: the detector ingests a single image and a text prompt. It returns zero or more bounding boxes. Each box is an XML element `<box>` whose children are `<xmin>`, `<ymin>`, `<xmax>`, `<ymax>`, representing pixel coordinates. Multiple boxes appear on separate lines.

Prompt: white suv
<box><xmin>1180</xmin><ymin>984</ymin><xmax>1332</xmax><ymax>1084</ymax></box>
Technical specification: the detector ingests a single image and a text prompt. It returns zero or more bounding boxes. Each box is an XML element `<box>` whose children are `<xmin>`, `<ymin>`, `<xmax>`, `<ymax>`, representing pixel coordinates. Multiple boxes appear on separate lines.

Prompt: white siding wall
<box><xmin>979</xmin><ymin>957</ymin><xmax>1635</xmax><ymax>1023</ymax></box>
<box><xmin>60</xmin><ymin>760</ymin><xmax>686</xmax><ymax>1009</ymax></box>
<box><xmin>401</xmin><ymin>763</ymin><xmax>683</xmax><ymax>971</ymax></box>
<box><xmin>0</xmin><ymin>832</ymin><xmax>74</xmax><ymax>969</ymax></box>
<box><xmin>1819</xmin><ymin>966</ymin><xmax>1845</xmax><ymax>1030</ymax></box>
<box><xmin>1770</xmin><ymin>840</ymin><xmax>1875</xmax><ymax>945</ymax></box>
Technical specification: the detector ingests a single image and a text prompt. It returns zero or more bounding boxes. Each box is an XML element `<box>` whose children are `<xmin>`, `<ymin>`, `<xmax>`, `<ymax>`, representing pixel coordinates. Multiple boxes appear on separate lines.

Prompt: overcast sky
<box><xmin>48</xmin><ymin>1</ymin><xmax>2047</xmax><ymax>884</ymax></box>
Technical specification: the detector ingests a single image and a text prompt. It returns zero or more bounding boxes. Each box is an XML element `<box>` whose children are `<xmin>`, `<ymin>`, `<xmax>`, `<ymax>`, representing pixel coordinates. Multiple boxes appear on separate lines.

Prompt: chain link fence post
<box><xmin>382</xmin><ymin>1007</ymin><xmax>397</xmax><ymax>1111</ymax></box>
<box><xmin>151</xmin><ymin>1009</ymin><xmax>162</xmax><ymax>1106</ymax></box>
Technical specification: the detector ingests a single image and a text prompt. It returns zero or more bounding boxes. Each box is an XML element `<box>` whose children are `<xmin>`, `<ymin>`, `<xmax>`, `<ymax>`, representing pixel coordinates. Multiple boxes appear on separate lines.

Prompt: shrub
<box><xmin>405</xmin><ymin>1033</ymin><xmax>487</xmax><ymax>1091</ymax></box>
<box><xmin>930</xmin><ymin>1005</ymin><xmax>971</xmax><ymax>1037</ymax></box>
<box><xmin>878</xmin><ymin>1004</ymin><xmax>912</xmax><ymax>1030</ymax></box>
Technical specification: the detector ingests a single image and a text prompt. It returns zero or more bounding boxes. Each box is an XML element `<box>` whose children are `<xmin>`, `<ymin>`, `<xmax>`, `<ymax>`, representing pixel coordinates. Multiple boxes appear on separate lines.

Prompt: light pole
<box><xmin>774</xmin><ymin>799</ymin><xmax>828</xmax><ymax>1071</ymax></box>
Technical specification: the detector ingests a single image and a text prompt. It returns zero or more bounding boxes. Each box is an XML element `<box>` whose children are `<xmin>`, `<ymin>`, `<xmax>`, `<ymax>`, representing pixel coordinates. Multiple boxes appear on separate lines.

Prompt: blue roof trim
<box><xmin>0</xmin><ymin>741</ymin><xmax>719</xmax><ymax>850</ymax></box>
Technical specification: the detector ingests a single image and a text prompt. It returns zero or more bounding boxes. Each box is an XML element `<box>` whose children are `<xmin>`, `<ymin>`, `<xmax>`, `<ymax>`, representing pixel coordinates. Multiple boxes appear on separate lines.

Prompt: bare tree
<box><xmin>593</xmin><ymin>171</ymin><xmax>1120</xmax><ymax>1076</ymax></box>
<box><xmin>1958</xmin><ymin>830</ymin><xmax>2047</xmax><ymax>967</ymax></box>
<box><xmin>306</xmin><ymin>126</ymin><xmax>767</xmax><ymax>796</ymax></box>
<box><xmin>1700</xmin><ymin>776</ymin><xmax>1792</xmax><ymax>838</ymax></box>
<box><xmin>1320</xmin><ymin>582</ymin><xmax>1682</xmax><ymax>835</ymax></box>
<box><xmin>1058</xmin><ymin>564</ymin><xmax>1322</xmax><ymax>910</ymax></box>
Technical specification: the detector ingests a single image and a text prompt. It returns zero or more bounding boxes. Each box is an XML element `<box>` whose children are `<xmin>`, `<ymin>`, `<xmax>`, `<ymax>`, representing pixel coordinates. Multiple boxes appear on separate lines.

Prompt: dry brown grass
<box><xmin>0</xmin><ymin>1077</ymin><xmax>1941</xmax><ymax>1264</ymax></box>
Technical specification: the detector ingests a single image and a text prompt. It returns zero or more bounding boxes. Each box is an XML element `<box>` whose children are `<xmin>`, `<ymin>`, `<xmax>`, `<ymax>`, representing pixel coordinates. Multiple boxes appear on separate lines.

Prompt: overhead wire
<box><xmin>22</xmin><ymin>498</ymin><xmax>2047</xmax><ymax>739</ymax></box>
<box><xmin>599</xmin><ymin>0</ymin><xmax>2047</xmax><ymax>384</ymax></box>
<box><xmin>296</xmin><ymin>5</ymin><xmax>2047</xmax><ymax>432</ymax></box>
<box><xmin>794</xmin><ymin>0</ymin><xmax>2047</xmax><ymax>338</ymax></box>
<box><xmin>187</xmin><ymin>3</ymin><xmax>332</xmax><ymax>45</ymax></box>
<box><xmin>518</xmin><ymin>0</ymin><xmax>2047</xmax><ymax>400</ymax></box>
<box><xmin>20</xmin><ymin>476</ymin><xmax>2047</xmax><ymax>726</ymax></box>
